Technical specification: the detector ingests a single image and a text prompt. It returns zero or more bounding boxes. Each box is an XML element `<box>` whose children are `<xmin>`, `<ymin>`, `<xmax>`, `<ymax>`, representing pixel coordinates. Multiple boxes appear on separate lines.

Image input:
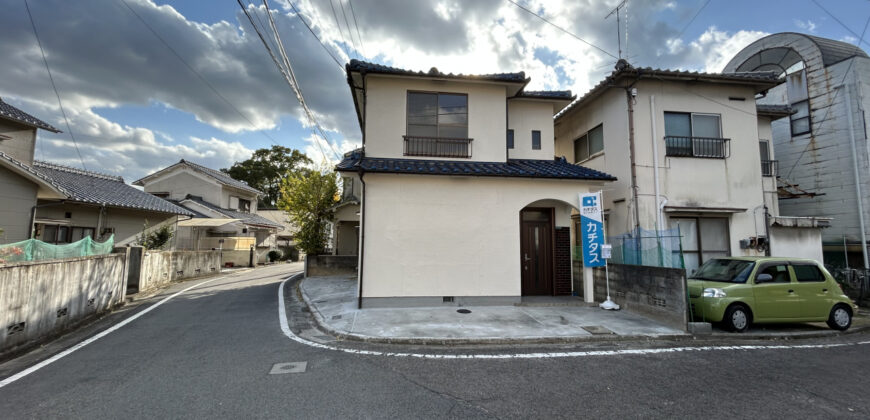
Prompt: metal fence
<box><xmin>608</xmin><ymin>227</ymin><xmax>685</xmax><ymax>269</ymax></box>
<box><xmin>825</xmin><ymin>266</ymin><xmax>870</xmax><ymax>304</ymax></box>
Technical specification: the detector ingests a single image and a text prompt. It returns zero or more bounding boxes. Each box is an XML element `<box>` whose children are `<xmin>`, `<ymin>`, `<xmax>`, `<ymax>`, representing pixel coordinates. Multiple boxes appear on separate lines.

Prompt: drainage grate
<box><xmin>331</xmin><ymin>315</ymin><xmax>343</xmax><ymax>320</ymax></box>
<box><xmin>57</xmin><ymin>307</ymin><xmax>68</xmax><ymax>318</ymax></box>
<box><xmin>581</xmin><ymin>325</ymin><xmax>615</xmax><ymax>335</ymax></box>
<box><xmin>648</xmin><ymin>296</ymin><xmax>667</xmax><ymax>307</ymax></box>
<box><xmin>7</xmin><ymin>322</ymin><xmax>25</xmax><ymax>335</ymax></box>
<box><xmin>457</xmin><ymin>309</ymin><xmax>472</xmax><ymax>314</ymax></box>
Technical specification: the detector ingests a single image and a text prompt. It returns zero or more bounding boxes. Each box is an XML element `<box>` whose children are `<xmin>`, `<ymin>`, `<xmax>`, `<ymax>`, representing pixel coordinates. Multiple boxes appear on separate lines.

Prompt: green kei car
<box><xmin>688</xmin><ymin>257</ymin><xmax>856</xmax><ymax>332</ymax></box>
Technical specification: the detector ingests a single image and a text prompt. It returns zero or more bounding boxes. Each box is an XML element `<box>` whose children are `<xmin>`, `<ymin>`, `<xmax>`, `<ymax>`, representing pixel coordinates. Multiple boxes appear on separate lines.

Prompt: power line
<box><xmin>506</xmin><ymin>0</ymin><xmax>618</xmax><ymax>60</ymax></box>
<box><xmin>339</xmin><ymin>0</ymin><xmax>360</xmax><ymax>57</ymax></box>
<box><xmin>328</xmin><ymin>0</ymin><xmax>353</xmax><ymax>59</ymax></box>
<box><xmin>783</xmin><ymin>12</ymin><xmax>870</xmax><ymax>179</ymax></box>
<box><xmin>811</xmin><ymin>0</ymin><xmax>869</xmax><ymax>48</ymax></box>
<box><xmin>119</xmin><ymin>0</ymin><xmax>284</xmax><ymax>147</ymax></box>
<box><xmin>24</xmin><ymin>0</ymin><xmax>87</xmax><ymax>171</ymax></box>
<box><xmin>284</xmin><ymin>0</ymin><xmax>344</xmax><ymax>69</ymax></box>
<box><xmin>347</xmin><ymin>0</ymin><xmax>367</xmax><ymax>58</ymax></box>
<box><xmin>650</xmin><ymin>0</ymin><xmax>711</xmax><ymax>67</ymax></box>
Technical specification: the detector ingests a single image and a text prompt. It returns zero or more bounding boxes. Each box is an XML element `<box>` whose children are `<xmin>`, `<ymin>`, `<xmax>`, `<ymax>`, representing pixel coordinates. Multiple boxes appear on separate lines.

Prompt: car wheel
<box><xmin>723</xmin><ymin>304</ymin><xmax>750</xmax><ymax>333</ymax></box>
<box><xmin>826</xmin><ymin>304</ymin><xmax>852</xmax><ymax>331</ymax></box>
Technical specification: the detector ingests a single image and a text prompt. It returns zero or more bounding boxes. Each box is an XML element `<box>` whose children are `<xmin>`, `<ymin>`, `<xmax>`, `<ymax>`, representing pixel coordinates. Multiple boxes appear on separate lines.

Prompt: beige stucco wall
<box><xmin>770</xmin><ymin>226</ymin><xmax>824</xmax><ymax>262</ymax></box>
<box><xmin>35</xmin><ymin>202</ymin><xmax>176</xmax><ymax>245</ymax></box>
<box><xmin>556</xmin><ymin>80</ymin><xmax>767</xmax><ymax>256</ymax></box>
<box><xmin>364</xmin><ymin>75</ymin><xmax>509</xmax><ymax>162</ymax></box>
<box><xmin>143</xmin><ymin>169</ymin><xmax>222</xmax><ymax>205</ymax></box>
<box><xmin>758</xmin><ymin>116</ymin><xmax>780</xmax><ymax>216</ymax></box>
<box><xmin>0</xmin><ymin>120</ymin><xmax>37</xmax><ymax>165</ymax></box>
<box><xmin>507</xmin><ymin>99</ymin><xmax>555</xmax><ymax>160</ymax></box>
<box><xmin>0</xmin><ymin>166</ymin><xmax>38</xmax><ymax>243</ymax></box>
<box><xmin>361</xmin><ymin>173</ymin><xmax>602</xmax><ymax>298</ymax></box>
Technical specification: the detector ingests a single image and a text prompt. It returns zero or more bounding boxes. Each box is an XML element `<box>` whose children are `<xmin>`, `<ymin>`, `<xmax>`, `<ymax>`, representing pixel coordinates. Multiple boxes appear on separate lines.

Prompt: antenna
<box><xmin>605</xmin><ymin>0</ymin><xmax>628</xmax><ymax>60</ymax></box>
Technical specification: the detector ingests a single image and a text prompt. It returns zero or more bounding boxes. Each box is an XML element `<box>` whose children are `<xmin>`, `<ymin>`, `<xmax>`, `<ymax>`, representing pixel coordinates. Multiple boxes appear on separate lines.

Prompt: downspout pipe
<box><xmin>842</xmin><ymin>84</ymin><xmax>869</xmax><ymax>269</ymax></box>
<box><xmin>357</xmin><ymin>170</ymin><xmax>366</xmax><ymax>309</ymax></box>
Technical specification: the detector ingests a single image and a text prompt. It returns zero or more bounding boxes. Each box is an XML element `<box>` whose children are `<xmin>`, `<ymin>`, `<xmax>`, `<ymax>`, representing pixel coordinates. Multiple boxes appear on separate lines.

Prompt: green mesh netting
<box><xmin>0</xmin><ymin>235</ymin><xmax>114</xmax><ymax>264</ymax></box>
<box><xmin>609</xmin><ymin>228</ymin><xmax>684</xmax><ymax>268</ymax></box>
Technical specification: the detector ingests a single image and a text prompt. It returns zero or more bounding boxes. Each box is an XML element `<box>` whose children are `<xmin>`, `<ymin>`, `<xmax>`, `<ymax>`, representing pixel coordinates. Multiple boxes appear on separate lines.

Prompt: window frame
<box><xmin>238</xmin><ymin>198</ymin><xmax>251</xmax><ymax>213</ymax></box>
<box><xmin>671</xmin><ymin>216</ymin><xmax>731</xmax><ymax>273</ymax></box>
<box><xmin>789</xmin><ymin>99</ymin><xmax>811</xmax><ymax>136</ymax></box>
<box><xmin>531</xmin><ymin>130</ymin><xmax>541</xmax><ymax>150</ymax></box>
<box><xmin>507</xmin><ymin>129</ymin><xmax>514</xmax><ymax>149</ymax></box>
<box><xmin>405</xmin><ymin>91</ymin><xmax>469</xmax><ymax>139</ymax></box>
<box><xmin>573</xmin><ymin>124</ymin><xmax>604</xmax><ymax>163</ymax></box>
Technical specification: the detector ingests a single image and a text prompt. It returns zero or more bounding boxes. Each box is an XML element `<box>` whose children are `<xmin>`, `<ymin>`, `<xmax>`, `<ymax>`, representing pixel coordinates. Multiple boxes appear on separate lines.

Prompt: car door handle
<box><xmin>822</xmin><ymin>288</ymin><xmax>828</xmax><ymax>292</ymax></box>
<box><xmin>788</xmin><ymin>289</ymin><xmax>794</xmax><ymax>293</ymax></box>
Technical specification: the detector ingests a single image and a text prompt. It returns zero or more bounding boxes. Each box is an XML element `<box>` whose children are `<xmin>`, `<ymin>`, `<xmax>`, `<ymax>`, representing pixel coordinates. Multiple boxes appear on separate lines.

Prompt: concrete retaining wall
<box><xmin>593</xmin><ymin>263</ymin><xmax>688</xmax><ymax>332</ymax></box>
<box><xmin>305</xmin><ymin>255</ymin><xmax>357</xmax><ymax>277</ymax></box>
<box><xmin>137</xmin><ymin>250</ymin><xmax>221</xmax><ymax>292</ymax></box>
<box><xmin>1</xmin><ymin>254</ymin><xmax>126</xmax><ymax>354</ymax></box>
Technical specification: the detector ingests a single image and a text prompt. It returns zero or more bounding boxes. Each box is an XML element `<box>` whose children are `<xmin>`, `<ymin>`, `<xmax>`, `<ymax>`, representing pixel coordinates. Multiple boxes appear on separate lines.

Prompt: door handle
<box><xmin>822</xmin><ymin>288</ymin><xmax>828</xmax><ymax>292</ymax></box>
<box><xmin>788</xmin><ymin>289</ymin><xmax>794</xmax><ymax>293</ymax></box>
<box><xmin>524</xmin><ymin>253</ymin><xmax>531</xmax><ymax>262</ymax></box>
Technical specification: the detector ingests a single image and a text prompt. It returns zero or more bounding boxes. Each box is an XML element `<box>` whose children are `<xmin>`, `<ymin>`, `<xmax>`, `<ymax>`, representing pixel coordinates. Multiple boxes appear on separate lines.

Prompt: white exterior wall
<box><xmin>0</xmin><ymin>120</ymin><xmax>36</xmax><ymax>165</ymax></box>
<box><xmin>758</xmin><ymin>116</ymin><xmax>780</xmax><ymax>217</ymax></box>
<box><xmin>364</xmin><ymin>76</ymin><xmax>508</xmax><ymax>161</ymax></box>
<box><xmin>35</xmin><ymin>203</ymin><xmax>176</xmax><ymax>245</ymax></box>
<box><xmin>508</xmin><ymin>100</ymin><xmax>556</xmax><ymax>160</ymax></box>
<box><xmin>220</xmin><ymin>186</ymin><xmax>258</xmax><ymax>211</ymax></box>
<box><xmin>769</xmin><ymin>226</ymin><xmax>824</xmax><ymax>262</ymax></box>
<box><xmin>142</xmin><ymin>169</ymin><xmax>223</xmax><ymax>205</ymax></box>
<box><xmin>361</xmin><ymin>173</ymin><xmax>597</xmax><ymax>298</ymax></box>
<box><xmin>0</xmin><ymin>166</ymin><xmax>38</xmax><ymax>243</ymax></box>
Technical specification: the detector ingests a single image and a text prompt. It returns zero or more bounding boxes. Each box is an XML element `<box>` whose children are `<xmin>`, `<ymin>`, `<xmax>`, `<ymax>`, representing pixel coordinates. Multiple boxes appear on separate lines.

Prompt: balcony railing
<box><xmin>403</xmin><ymin>135</ymin><xmax>473</xmax><ymax>158</ymax></box>
<box><xmin>664</xmin><ymin>136</ymin><xmax>731</xmax><ymax>159</ymax></box>
<box><xmin>761</xmin><ymin>159</ymin><xmax>778</xmax><ymax>177</ymax></box>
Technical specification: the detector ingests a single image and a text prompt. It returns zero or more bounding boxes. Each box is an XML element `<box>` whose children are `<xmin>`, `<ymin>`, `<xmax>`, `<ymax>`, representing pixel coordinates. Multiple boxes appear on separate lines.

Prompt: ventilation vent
<box><xmin>7</xmin><ymin>322</ymin><xmax>25</xmax><ymax>335</ymax></box>
<box><xmin>442</xmin><ymin>296</ymin><xmax>454</xmax><ymax>303</ymax></box>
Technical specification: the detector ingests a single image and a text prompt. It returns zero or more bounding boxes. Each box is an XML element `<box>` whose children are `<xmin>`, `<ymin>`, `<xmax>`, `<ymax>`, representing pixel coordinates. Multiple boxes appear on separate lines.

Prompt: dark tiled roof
<box><xmin>756</xmin><ymin>104</ymin><xmax>793</xmax><ymax>117</ymax></box>
<box><xmin>346</xmin><ymin>59</ymin><xmax>528</xmax><ymax>83</ymax></box>
<box><xmin>0</xmin><ymin>151</ymin><xmax>67</xmax><ymax>193</ymax></box>
<box><xmin>335</xmin><ymin>152</ymin><xmax>616</xmax><ymax>181</ymax></box>
<box><xmin>181</xmin><ymin>195</ymin><xmax>281</xmax><ymax>229</ymax></box>
<box><xmin>0</xmin><ymin>99</ymin><xmax>60</xmax><ymax>132</ymax></box>
<box><xmin>134</xmin><ymin>159</ymin><xmax>262</xmax><ymax>195</ymax></box>
<box><xmin>31</xmin><ymin>161</ymin><xmax>194</xmax><ymax>215</ymax></box>
<box><xmin>519</xmin><ymin>90</ymin><xmax>574</xmax><ymax>99</ymax></box>
<box><xmin>556</xmin><ymin>62</ymin><xmax>782</xmax><ymax>118</ymax></box>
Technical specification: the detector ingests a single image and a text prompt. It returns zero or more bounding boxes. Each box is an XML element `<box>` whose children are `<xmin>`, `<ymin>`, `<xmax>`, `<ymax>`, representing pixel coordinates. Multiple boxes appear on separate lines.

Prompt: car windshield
<box><xmin>690</xmin><ymin>259</ymin><xmax>755</xmax><ymax>283</ymax></box>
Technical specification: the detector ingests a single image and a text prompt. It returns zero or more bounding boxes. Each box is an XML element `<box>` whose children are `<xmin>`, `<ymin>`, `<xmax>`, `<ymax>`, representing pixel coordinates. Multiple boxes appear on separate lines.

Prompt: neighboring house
<box><xmin>133</xmin><ymin>160</ymin><xmax>281</xmax><ymax>265</ymax></box>
<box><xmin>258</xmin><ymin>208</ymin><xmax>301</xmax><ymax>261</ymax></box>
<box><xmin>0</xmin><ymin>99</ymin><xmax>191</xmax><ymax>245</ymax></box>
<box><xmin>329</xmin><ymin>175</ymin><xmax>361</xmax><ymax>256</ymax></box>
<box><xmin>554</xmin><ymin>60</ymin><xmax>829</xmax><ymax>275</ymax></box>
<box><xmin>724</xmin><ymin>33</ymin><xmax>870</xmax><ymax>269</ymax></box>
<box><xmin>337</xmin><ymin>60</ymin><xmax>616</xmax><ymax>308</ymax></box>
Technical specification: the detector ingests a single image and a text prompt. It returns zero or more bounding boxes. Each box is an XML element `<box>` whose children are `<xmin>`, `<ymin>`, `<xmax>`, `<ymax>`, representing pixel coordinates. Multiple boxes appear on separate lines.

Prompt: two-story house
<box><xmin>336</xmin><ymin>60</ymin><xmax>616</xmax><ymax>308</ymax></box>
<box><xmin>554</xmin><ymin>60</ymin><xmax>829</xmax><ymax>275</ymax></box>
<box><xmin>724</xmin><ymin>32</ymin><xmax>870</xmax><ymax>269</ymax></box>
<box><xmin>0</xmin><ymin>99</ymin><xmax>192</xmax><ymax>246</ymax></box>
<box><xmin>133</xmin><ymin>160</ymin><xmax>281</xmax><ymax>266</ymax></box>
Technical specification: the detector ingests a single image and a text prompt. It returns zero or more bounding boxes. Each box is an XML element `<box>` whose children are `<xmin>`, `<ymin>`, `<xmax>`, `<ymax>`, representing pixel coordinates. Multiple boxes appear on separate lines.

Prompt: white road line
<box><xmin>0</xmin><ymin>274</ymin><xmax>235</xmax><ymax>389</ymax></box>
<box><xmin>279</xmin><ymin>276</ymin><xmax>870</xmax><ymax>360</ymax></box>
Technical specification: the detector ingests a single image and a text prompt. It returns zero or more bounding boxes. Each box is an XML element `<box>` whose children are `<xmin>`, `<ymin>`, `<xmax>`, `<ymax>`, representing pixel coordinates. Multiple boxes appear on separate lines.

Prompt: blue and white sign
<box><xmin>579</xmin><ymin>192</ymin><xmax>605</xmax><ymax>267</ymax></box>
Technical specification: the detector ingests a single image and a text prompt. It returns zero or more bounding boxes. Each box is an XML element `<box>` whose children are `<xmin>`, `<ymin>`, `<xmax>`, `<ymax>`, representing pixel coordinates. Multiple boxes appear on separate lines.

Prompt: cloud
<box><xmin>795</xmin><ymin>19</ymin><xmax>817</xmax><ymax>33</ymax></box>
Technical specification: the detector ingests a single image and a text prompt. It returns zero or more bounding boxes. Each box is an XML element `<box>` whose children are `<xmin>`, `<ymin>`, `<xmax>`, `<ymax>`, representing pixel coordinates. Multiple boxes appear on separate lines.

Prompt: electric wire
<box><xmin>283</xmin><ymin>0</ymin><xmax>344</xmax><ymax>69</ymax></box>
<box><xmin>328</xmin><ymin>0</ymin><xmax>353</xmax><ymax>59</ymax></box>
<box><xmin>506</xmin><ymin>0</ymin><xmax>618</xmax><ymax>60</ymax></box>
<box><xmin>347</xmin><ymin>0</ymin><xmax>367</xmax><ymax>57</ymax></box>
<box><xmin>120</xmin><ymin>0</ymin><xmax>284</xmax><ymax>147</ymax></box>
<box><xmin>811</xmin><ymin>0</ymin><xmax>869</xmax><ymax>48</ymax></box>
<box><xmin>24</xmin><ymin>0</ymin><xmax>87</xmax><ymax>170</ymax></box>
<box><xmin>649</xmin><ymin>0</ymin><xmax>711</xmax><ymax>67</ymax></box>
<box><xmin>339</xmin><ymin>0</ymin><xmax>360</xmax><ymax>57</ymax></box>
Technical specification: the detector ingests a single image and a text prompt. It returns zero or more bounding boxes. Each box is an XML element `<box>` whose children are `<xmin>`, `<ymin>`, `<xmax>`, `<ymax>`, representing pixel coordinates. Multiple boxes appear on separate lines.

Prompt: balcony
<box><xmin>664</xmin><ymin>136</ymin><xmax>731</xmax><ymax>159</ymax></box>
<box><xmin>761</xmin><ymin>159</ymin><xmax>778</xmax><ymax>177</ymax></box>
<box><xmin>403</xmin><ymin>135</ymin><xmax>473</xmax><ymax>158</ymax></box>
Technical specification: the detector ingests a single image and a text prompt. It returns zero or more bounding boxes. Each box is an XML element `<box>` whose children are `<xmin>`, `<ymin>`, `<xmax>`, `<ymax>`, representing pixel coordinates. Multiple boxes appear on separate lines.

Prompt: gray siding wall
<box><xmin>769</xmin><ymin>57</ymin><xmax>870</xmax><ymax>246</ymax></box>
<box><xmin>0</xmin><ymin>166</ymin><xmax>38</xmax><ymax>243</ymax></box>
<box><xmin>0</xmin><ymin>120</ymin><xmax>36</xmax><ymax>165</ymax></box>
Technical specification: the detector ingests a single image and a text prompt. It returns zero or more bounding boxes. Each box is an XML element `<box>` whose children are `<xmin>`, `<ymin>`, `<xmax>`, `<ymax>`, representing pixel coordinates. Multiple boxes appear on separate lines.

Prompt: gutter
<box><xmin>356</xmin><ymin>169</ymin><xmax>366</xmax><ymax>309</ymax></box>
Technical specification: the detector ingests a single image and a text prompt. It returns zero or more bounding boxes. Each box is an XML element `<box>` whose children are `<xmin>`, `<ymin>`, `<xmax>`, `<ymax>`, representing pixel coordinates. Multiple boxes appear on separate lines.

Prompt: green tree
<box><xmin>278</xmin><ymin>166</ymin><xmax>339</xmax><ymax>255</ymax></box>
<box><xmin>137</xmin><ymin>222</ymin><xmax>174</xmax><ymax>250</ymax></box>
<box><xmin>222</xmin><ymin>145</ymin><xmax>312</xmax><ymax>207</ymax></box>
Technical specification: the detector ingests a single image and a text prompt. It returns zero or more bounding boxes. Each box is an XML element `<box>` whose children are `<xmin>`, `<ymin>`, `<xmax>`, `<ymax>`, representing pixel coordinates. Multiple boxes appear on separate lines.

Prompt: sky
<box><xmin>1</xmin><ymin>0</ymin><xmax>868</xmax><ymax>183</ymax></box>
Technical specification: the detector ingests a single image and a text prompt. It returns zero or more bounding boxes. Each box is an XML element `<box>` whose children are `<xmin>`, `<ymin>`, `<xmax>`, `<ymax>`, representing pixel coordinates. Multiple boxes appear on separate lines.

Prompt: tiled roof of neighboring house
<box><xmin>181</xmin><ymin>195</ymin><xmax>281</xmax><ymax>229</ymax></box>
<box><xmin>0</xmin><ymin>99</ymin><xmax>61</xmax><ymax>132</ymax></box>
<box><xmin>31</xmin><ymin>161</ymin><xmax>195</xmax><ymax>215</ymax></box>
<box><xmin>346</xmin><ymin>59</ymin><xmax>529</xmax><ymax>83</ymax></box>
<box><xmin>133</xmin><ymin>159</ymin><xmax>262</xmax><ymax>195</ymax></box>
<box><xmin>0</xmin><ymin>151</ymin><xmax>67</xmax><ymax>195</ymax></box>
<box><xmin>756</xmin><ymin>104</ymin><xmax>793</xmax><ymax>118</ymax></box>
<box><xmin>557</xmin><ymin>60</ymin><xmax>782</xmax><ymax>119</ymax></box>
<box><xmin>518</xmin><ymin>90</ymin><xmax>574</xmax><ymax>99</ymax></box>
<box><xmin>336</xmin><ymin>151</ymin><xmax>616</xmax><ymax>181</ymax></box>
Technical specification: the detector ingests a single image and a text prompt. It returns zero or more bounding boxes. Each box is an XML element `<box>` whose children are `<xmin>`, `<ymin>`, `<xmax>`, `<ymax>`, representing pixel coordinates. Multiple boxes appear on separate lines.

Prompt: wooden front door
<box><xmin>520</xmin><ymin>209</ymin><xmax>553</xmax><ymax>296</ymax></box>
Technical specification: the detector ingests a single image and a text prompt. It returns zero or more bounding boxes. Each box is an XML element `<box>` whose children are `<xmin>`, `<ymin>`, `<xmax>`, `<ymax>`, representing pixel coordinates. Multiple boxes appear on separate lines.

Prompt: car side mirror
<box><xmin>756</xmin><ymin>273</ymin><xmax>773</xmax><ymax>283</ymax></box>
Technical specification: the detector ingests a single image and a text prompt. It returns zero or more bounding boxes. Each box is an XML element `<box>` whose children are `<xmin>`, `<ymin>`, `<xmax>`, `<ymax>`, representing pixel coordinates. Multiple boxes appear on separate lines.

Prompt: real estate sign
<box><xmin>579</xmin><ymin>192</ymin><xmax>605</xmax><ymax>267</ymax></box>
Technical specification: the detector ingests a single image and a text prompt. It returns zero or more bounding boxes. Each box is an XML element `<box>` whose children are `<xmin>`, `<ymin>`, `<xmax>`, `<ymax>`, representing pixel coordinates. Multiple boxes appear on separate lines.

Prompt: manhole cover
<box><xmin>457</xmin><ymin>309</ymin><xmax>472</xmax><ymax>314</ymax></box>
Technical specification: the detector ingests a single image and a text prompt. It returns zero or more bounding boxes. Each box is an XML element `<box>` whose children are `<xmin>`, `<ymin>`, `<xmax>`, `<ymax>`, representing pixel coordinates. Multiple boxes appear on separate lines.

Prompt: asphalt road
<box><xmin>1</xmin><ymin>264</ymin><xmax>869</xmax><ymax>419</ymax></box>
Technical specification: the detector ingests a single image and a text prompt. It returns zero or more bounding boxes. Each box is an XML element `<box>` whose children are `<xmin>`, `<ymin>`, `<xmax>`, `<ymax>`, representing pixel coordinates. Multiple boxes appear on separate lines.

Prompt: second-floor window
<box><xmin>407</xmin><ymin>92</ymin><xmax>468</xmax><ymax>138</ymax></box>
<box><xmin>574</xmin><ymin>124</ymin><xmax>604</xmax><ymax>163</ymax></box>
<box><xmin>532</xmin><ymin>130</ymin><xmax>541</xmax><ymax>150</ymax></box>
<box><xmin>238</xmin><ymin>198</ymin><xmax>251</xmax><ymax>213</ymax></box>
<box><xmin>507</xmin><ymin>129</ymin><xmax>514</xmax><ymax>149</ymax></box>
<box><xmin>664</xmin><ymin>112</ymin><xmax>729</xmax><ymax>158</ymax></box>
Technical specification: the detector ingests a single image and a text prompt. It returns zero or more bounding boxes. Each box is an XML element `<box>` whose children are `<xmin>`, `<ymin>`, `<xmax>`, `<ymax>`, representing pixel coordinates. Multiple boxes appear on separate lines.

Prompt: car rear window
<box><xmin>793</xmin><ymin>264</ymin><xmax>825</xmax><ymax>282</ymax></box>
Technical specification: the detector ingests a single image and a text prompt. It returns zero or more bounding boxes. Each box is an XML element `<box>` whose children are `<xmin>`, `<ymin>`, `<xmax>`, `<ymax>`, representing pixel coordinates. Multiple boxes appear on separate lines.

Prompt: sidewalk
<box><xmin>299</xmin><ymin>275</ymin><xmax>687</xmax><ymax>344</ymax></box>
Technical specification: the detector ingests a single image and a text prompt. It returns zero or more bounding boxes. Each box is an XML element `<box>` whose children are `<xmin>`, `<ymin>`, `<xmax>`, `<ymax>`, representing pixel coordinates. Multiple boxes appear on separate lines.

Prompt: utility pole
<box><xmin>605</xmin><ymin>0</ymin><xmax>628</xmax><ymax>60</ymax></box>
